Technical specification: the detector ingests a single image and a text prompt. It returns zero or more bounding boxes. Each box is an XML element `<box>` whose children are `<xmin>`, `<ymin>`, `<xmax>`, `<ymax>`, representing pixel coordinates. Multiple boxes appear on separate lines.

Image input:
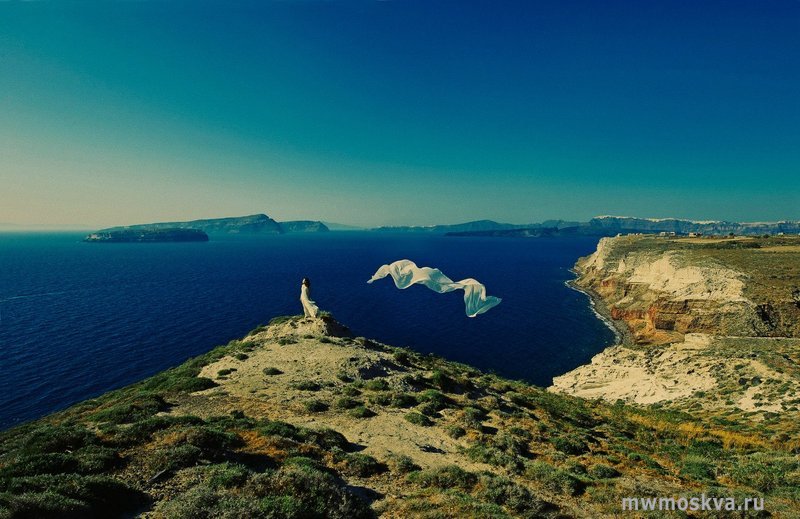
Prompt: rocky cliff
<box><xmin>279</xmin><ymin>220</ymin><xmax>330</xmax><ymax>233</ymax></box>
<box><xmin>551</xmin><ymin>235</ymin><xmax>800</xmax><ymax>427</ymax></box>
<box><xmin>96</xmin><ymin>214</ymin><xmax>329</xmax><ymax>236</ymax></box>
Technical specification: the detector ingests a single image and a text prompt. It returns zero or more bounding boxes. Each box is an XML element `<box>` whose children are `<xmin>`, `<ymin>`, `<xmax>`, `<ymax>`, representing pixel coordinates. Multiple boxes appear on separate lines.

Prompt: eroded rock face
<box><xmin>575</xmin><ymin>236</ymin><xmax>788</xmax><ymax>344</ymax></box>
<box><xmin>551</xmin><ymin>235</ymin><xmax>800</xmax><ymax>418</ymax></box>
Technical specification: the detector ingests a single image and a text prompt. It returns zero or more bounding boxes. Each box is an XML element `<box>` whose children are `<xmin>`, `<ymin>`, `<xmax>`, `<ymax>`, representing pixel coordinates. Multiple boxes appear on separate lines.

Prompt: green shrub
<box><xmin>238</xmin><ymin>340</ymin><xmax>257</xmax><ymax>352</ymax></box>
<box><xmin>178</xmin><ymin>425</ymin><xmax>241</xmax><ymax>453</ymax></box>
<box><xmin>157</xmin><ymin>463</ymin><xmax>375</xmax><ymax>519</ymax></box>
<box><xmin>588</xmin><ymin>463</ymin><xmax>620</xmax><ymax>479</ymax></box>
<box><xmin>333</xmin><ymin>397</ymin><xmax>362</xmax><ymax>410</ymax></box>
<box><xmin>679</xmin><ymin>456</ymin><xmax>716</xmax><ymax>482</ymax></box>
<box><xmin>525</xmin><ymin>461</ymin><xmax>582</xmax><ymax>495</ymax></box>
<box><xmin>431</xmin><ymin>370</ymin><xmax>455</xmax><ymax>392</ymax></box>
<box><xmin>446</xmin><ymin>425</ymin><xmax>467</xmax><ymax>439</ymax></box>
<box><xmin>349</xmin><ymin>406</ymin><xmax>376</xmax><ymax>419</ymax></box>
<box><xmin>338</xmin><ymin>453</ymin><xmax>386</xmax><ymax>477</ymax></box>
<box><xmin>90</xmin><ymin>394</ymin><xmax>168</xmax><ymax>424</ymax></box>
<box><xmin>11</xmin><ymin>424</ymin><xmax>98</xmax><ymax>454</ymax></box>
<box><xmin>337</xmin><ymin>372</ymin><xmax>354</xmax><ymax>383</ymax></box>
<box><xmin>386</xmin><ymin>454</ymin><xmax>420</xmax><ymax>474</ymax></box>
<box><xmin>363</xmin><ymin>379</ymin><xmax>389</xmax><ymax>391</ymax></box>
<box><xmin>390</xmin><ymin>393</ymin><xmax>418</xmax><ymax>408</ymax></box>
<box><xmin>299</xmin><ymin>428</ymin><xmax>350</xmax><ymax>451</ymax></box>
<box><xmin>463</xmin><ymin>406</ymin><xmax>487</xmax><ymax>422</ymax></box>
<box><xmin>247</xmin><ymin>324</ymin><xmax>269</xmax><ymax>336</ymax></box>
<box><xmin>265</xmin><ymin>465</ymin><xmax>373</xmax><ymax>518</ymax></box>
<box><xmin>209</xmin><ymin>463</ymin><xmax>251</xmax><ymax>489</ymax></box>
<box><xmin>278</xmin><ymin>337</ymin><xmax>297</xmax><ymax>345</ymax></box>
<box><xmin>728</xmin><ymin>453</ymin><xmax>800</xmax><ymax>492</ymax></box>
<box><xmin>292</xmin><ymin>381</ymin><xmax>321</xmax><ymax>391</ymax></box>
<box><xmin>464</xmin><ymin>443</ymin><xmax>520</xmax><ymax>471</ymax></box>
<box><xmin>408</xmin><ymin>465</ymin><xmax>477</xmax><ymax>491</ymax></box>
<box><xmin>217</xmin><ymin>368</ymin><xmax>235</xmax><ymax>377</ymax></box>
<box><xmin>138</xmin><ymin>360</ymin><xmax>217</xmax><ymax>394</ymax></box>
<box><xmin>0</xmin><ymin>490</ymin><xmax>91</xmax><ymax>517</ymax></box>
<box><xmin>508</xmin><ymin>426</ymin><xmax>532</xmax><ymax>440</ymax></box>
<box><xmin>404</xmin><ymin>413</ymin><xmax>433</xmax><ymax>427</ymax></box>
<box><xmin>551</xmin><ymin>434</ymin><xmax>588</xmax><ymax>455</ymax></box>
<box><xmin>0</xmin><ymin>453</ymin><xmax>72</xmax><ymax>478</ymax></box>
<box><xmin>303</xmin><ymin>400</ymin><xmax>329</xmax><ymax>413</ymax></box>
<box><xmin>258</xmin><ymin>420</ymin><xmax>302</xmax><ymax>440</ymax></box>
<box><xmin>477</xmin><ymin>474</ymin><xmax>550</xmax><ymax>517</ymax></box>
<box><xmin>111</xmin><ymin>415</ymin><xmax>203</xmax><ymax>446</ymax></box>
<box><xmin>0</xmin><ymin>474</ymin><xmax>143</xmax><ymax>518</ymax></box>
<box><xmin>506</xmin><ymin>391</ymin><xmax>530</xmax><ymax>408</ymax></box>
<box><xmin>234</xmin><ymin>353</ymin><xmax>249</xmax><ymax>361</ymax></box>
<box><xmin>283</xmin><ymin>456</ymin><xmax>326</xmax><ymax>471</ymax></box>
<box><xmin>319</xmin><ymin>337</ymin><xmax>333</xmax><ymax>344</ymax></box>
<box><xmin>263</xmin><ymin>367</ymin><xmax>283</xmax><ymax>376</ymax></box>
<box><xmin>340</xmin><ymin>385</ymin><xmax>361</xmax><ymax>396</ymax></box>
<box><xmin>416</xmin><ymin>389</ymin><xmax>448</xmax><ymax>410</ymax></box>
<box><xmin>368</xmin><ymin>393</ymin><xmax>392</xmax><ymax>406</ymax></box>
<box><xmin>416</xmin><ymin>402</ymin><xmax>440</xmax><ymax>417</ymax></box>
<box><xmin>150</xmin><ymin>444</ymin><xmax>202</xmax><ymax>472</ymax></box>
<box><xmin>493</xmin><ymin>432</ymin><xmax>529</xmax><ymax>458</ymax></box>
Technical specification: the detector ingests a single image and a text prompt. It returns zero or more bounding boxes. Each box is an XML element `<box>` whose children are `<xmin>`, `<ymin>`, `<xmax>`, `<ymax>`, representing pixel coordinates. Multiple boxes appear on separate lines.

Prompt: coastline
<box><xmin>564</xmin><ymin>267</ymin><xmax>630</xmax><ymax>348</ymax></box>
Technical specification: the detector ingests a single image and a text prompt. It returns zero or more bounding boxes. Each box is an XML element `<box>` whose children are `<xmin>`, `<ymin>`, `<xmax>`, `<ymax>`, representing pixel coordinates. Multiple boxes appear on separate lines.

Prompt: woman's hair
<box><xmin>302</xmin><ymin>278</ymin><xmax>310</xmax><ymax>286</ymax></box>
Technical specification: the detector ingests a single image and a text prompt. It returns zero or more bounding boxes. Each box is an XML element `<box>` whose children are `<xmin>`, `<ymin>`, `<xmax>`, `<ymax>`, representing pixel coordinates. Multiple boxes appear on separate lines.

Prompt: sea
<box><xmin>0</xmin><ymin>232</ymin><xmax>615</xmax><ymax>430</ymax></box>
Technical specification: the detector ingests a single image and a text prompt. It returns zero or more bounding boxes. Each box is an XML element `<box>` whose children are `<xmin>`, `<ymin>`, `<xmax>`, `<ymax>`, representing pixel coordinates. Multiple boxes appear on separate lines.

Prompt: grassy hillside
<box><xmin>1</xmin><ymin>315</ymin><xmax>798</xmax><ymax>518</ymax></box>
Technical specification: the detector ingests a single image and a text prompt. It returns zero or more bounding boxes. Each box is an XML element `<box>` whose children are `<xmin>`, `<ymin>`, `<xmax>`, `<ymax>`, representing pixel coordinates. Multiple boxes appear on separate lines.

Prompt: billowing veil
<box><xmin>367</xmin><ymin>259</ymin><xmax>501</xmax><ymax>317</ymax></box>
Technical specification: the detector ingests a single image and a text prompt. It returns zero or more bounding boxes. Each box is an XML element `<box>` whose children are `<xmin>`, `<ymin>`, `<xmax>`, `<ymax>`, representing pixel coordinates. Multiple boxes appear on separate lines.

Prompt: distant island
<box><xmin>446</xmin><ymin>227</ymin><xmax>563</xmax><ymax>238</ymax></box>
<box><xmin>85</xmin><ymin>214</ymin><xmax>329</xmax><ymax>242</ymax></box>
<box><xmin>378</xmin><ymin>216</ymin><xmax>800</xmax><ymax>237</ymax></box>
<box><xmin>83</xmin><ymin>228</ymin><xmax>209</xmax><ymax>243</ymax></box>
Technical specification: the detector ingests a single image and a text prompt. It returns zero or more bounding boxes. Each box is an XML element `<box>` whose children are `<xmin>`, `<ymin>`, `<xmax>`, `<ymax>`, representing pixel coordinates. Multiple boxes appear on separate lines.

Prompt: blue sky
<box><xmin>1</xmin><ymin>1</ymin><xmax>798</xmax><ymax>228</ymax></box>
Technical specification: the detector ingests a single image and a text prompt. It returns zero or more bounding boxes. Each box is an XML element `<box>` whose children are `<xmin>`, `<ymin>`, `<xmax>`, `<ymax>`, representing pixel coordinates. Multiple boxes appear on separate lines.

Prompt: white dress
<box><xmin>300</xmin><ymin>284</ymin><xmax>319</xmax><ymax>318</ymax></box>
<box><xmin>368</xmin><ymin>259</ymin><xmax>501</xmax><ymax>317</ymax></box>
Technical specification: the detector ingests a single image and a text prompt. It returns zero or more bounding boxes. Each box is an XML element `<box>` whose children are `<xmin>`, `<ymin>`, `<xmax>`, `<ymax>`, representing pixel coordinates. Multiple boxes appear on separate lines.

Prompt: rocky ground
<box><xmin>550</xmin><ymin>235</ymin><xmax>800</xmax><ymax>439</ymax></box>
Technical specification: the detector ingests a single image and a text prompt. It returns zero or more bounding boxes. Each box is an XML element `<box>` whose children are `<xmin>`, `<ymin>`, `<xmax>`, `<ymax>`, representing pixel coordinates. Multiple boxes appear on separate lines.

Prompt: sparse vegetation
<box><xmin>303</xmin><ymin>399</ymin><xmax>329</xmax><ymax>413</ymax></box>
<box><xmin>348</xmin><ymin>406</ymin><xmax>376</xmax><ymax>419</ymax></box>
<box><xmin>292</xmin><ymin>380</ymin><xmax>321</xmax><ymax>391</ymax></box>
<box><xmin>4</xmin><ymin>306</ymin><xmax>800</xmax><ymax>518</ymax></box>
<box><xmin>363</xmin><ymin>378</ymin><xmax>389</xmax><ymax>391</ymax></box>
<box><xmin>404</xmin><ymin>412</ymin><xmax>433</xmax><ymax>426</ymax></box>
<box><xmin>333</xmin><ymin>397</ymin><xmax>362</xmax><ymax>410</ymax></box>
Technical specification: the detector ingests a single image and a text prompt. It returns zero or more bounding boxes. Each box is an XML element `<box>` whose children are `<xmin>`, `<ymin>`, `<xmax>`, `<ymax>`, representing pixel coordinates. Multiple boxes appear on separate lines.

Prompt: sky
<box><xmin>1</xmin><ymin>1</ymin><xmax>798</xmax><ymax>228</ymax></box>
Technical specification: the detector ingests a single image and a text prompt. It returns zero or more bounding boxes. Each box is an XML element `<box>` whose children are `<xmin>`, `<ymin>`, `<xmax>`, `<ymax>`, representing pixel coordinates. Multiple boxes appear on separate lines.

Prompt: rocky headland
<box><xmin>551</xmin><ymin>235</ymin><xmax>800</xmax><ymax>434</ymax></box>
<box><xmin>94</xmin><ymin>214</ymin><xmax>329</xmax><ymax>237</ymax></box>
<box><xmin>2</xmin><ymin>307</ymin><xmax>799</xmax><ymax>517</ymax></box>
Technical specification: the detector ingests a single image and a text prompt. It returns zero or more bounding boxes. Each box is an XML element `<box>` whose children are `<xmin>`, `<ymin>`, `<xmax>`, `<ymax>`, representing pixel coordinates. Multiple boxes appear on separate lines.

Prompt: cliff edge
<box><xmin>551</xmin><ymin>235</ymin><xmax>800</xmax><ymax>428</ymax></box>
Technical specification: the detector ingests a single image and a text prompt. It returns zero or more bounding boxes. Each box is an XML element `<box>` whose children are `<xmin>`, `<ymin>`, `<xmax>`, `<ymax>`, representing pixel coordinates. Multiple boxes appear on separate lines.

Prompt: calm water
<box><xmin>0</xmin><ymin>232</ymin><xmax>614</xmax><ymax>430</ymax></box>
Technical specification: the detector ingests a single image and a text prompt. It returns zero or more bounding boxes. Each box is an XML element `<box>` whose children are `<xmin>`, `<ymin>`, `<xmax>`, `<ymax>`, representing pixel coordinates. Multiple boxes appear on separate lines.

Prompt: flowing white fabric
<box><xmin>300</xmin><ymin>284</ymin><xmax>319</xmax><ymax>318</ymax></box>
<box><xmin>367</xmin><ymin>259</ymin><xmax>501</xmax><ymax>317</ymax></box>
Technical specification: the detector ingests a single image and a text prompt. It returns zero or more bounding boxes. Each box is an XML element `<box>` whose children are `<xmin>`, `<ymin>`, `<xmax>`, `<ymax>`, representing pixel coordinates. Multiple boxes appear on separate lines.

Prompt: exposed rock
<box><xmin>551</xmin><ymin>235</ymin><xmax>800</xmax><ymax>421</ymax></box>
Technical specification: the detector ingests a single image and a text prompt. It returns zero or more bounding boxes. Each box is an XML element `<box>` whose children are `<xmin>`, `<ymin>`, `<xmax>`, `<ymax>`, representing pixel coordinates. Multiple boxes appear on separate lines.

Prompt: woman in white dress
<box><xmin>300</xmin><ymin>278</ymin><xmax>319</xmax><ymax>318</ymax></box>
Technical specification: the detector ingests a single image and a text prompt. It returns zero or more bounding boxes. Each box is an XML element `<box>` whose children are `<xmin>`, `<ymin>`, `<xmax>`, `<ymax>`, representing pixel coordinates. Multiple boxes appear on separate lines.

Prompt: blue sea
<box><xmin>0</xmin><ymin>232</ymin><xmax>615</xmax><ymax>430</ymax></box>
